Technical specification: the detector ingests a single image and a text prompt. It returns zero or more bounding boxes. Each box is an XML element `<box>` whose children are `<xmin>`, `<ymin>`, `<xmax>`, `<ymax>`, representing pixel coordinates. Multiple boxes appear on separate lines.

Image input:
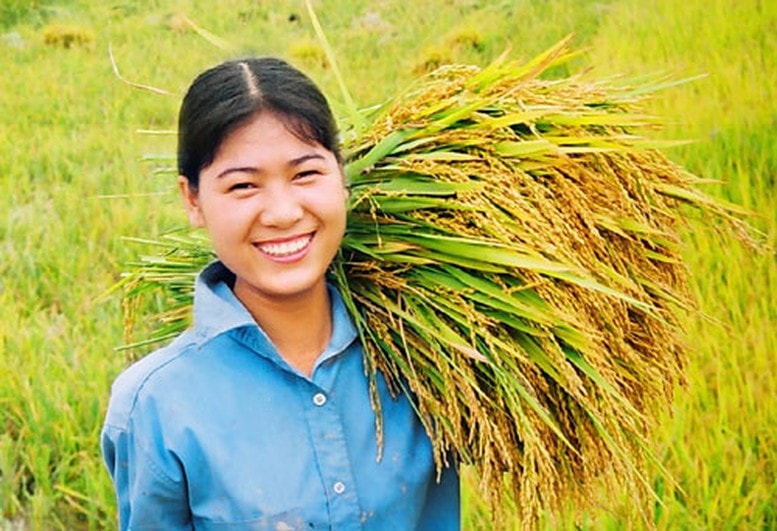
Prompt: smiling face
<box><xmin>179</xmin><ymin>111</ymin><xmax>347</xmax><ymax>309</ymax></box>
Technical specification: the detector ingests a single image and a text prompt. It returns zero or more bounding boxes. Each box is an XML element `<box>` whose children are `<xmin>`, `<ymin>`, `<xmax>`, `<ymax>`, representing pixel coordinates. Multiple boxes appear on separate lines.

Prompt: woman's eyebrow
<box><xmin>215</xmin><ymin>166</ymin><xmax>256</xmax><ymax>180</ymax></box>
<box><xmin>215</xmin><ymin>153</ymin><xmax>326</xmax><ymax>180</ymax></box>
<box><xmin>288</xmin><ymin>153</ymin><xmax>326</xmax><ymax>167</ymax></box>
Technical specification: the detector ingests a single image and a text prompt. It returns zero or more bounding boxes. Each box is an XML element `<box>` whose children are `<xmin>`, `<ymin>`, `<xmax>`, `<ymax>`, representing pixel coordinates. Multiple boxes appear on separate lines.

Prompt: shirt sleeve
<box><xmin>101</xmin><ymin>421</ymin><xmax>192</xmax><ymax>530</ymax></box>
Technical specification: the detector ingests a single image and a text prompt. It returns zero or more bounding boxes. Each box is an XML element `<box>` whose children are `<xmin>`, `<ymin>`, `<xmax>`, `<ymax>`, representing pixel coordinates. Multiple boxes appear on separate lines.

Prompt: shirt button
<box><xmin>312</xmin><ymin>392</ymin><xmax>327</xmax><ymax>406</ymax></box>
<box><xmin>333</xmin><ymin>481</ymin><xmax>346</xmax><ymax>494</ymax></box>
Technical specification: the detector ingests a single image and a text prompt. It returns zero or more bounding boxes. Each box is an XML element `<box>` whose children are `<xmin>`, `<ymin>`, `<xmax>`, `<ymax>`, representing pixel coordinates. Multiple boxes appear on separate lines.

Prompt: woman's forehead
<box><xmin>217</xmin><ymin>113</ymin><xmax>326</xmax><ymax>157</ymax></box>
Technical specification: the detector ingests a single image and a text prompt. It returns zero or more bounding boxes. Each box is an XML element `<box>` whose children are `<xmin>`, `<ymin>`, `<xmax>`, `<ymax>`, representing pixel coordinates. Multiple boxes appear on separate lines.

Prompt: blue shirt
<box><xmin>101</xmin><ymin>261</ymin><xmax>459</xmax><ymax>530</ymax></box>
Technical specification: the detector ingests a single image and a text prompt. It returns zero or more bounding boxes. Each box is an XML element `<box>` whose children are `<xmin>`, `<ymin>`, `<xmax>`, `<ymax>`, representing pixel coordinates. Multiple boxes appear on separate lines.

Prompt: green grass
<box><xmin>1</xmin><ymin>0</ymin><xmax>774</xmax><ymax>528</ymax></box>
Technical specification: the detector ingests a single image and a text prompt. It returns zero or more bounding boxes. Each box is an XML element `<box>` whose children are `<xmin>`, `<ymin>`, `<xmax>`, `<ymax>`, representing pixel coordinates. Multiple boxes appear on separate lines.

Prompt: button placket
<box><xmin>299</xmin><ymin>377</ymin><xmax>361</xmax><ymax>526</ymax></box>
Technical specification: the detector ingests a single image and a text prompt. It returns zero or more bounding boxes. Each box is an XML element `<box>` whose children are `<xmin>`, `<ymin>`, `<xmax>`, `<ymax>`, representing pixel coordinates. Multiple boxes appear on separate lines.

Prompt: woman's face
<box><xmin>179</xmin><ymin>111</ymin><xmax>347</xmax><ymax>306</ymax></box>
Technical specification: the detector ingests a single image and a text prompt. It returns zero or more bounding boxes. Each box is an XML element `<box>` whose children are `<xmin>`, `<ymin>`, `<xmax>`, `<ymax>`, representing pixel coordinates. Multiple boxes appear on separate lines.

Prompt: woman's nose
<box><xmin>259</xmin><ymin>183</ymin><xmax>304</xmax><ymax>227</ymax></box>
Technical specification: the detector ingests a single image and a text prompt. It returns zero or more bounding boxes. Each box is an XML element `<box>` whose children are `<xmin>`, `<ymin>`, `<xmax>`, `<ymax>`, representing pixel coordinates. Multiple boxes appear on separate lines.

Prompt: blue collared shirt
<box><xmin>101</xmin><ymin>262</ymin><xmax>459</xmax><ymax>530</ymax></box>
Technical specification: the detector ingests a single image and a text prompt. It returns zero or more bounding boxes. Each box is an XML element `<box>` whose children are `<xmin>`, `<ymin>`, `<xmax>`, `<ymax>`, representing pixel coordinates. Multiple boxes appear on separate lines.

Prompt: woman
<box><xmin>101</xmin><ymin>57</ymin><xmax>460</xmax><ymax>530</ymax></box>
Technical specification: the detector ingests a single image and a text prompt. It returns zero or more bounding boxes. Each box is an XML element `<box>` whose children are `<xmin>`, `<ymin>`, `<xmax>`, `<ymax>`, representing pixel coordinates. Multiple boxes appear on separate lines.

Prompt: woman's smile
<box><xmin>255</xmin><ymin>233</ymin><xmax>315</xmax><ymax>261</ymax></box>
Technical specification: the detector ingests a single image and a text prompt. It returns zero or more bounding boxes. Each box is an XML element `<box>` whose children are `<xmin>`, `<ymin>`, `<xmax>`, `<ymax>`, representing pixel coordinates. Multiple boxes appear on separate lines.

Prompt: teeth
<box><xmin>258</xmin><ymin>235</ymin><xmax>312</xmax><ymax>256</ymax></box>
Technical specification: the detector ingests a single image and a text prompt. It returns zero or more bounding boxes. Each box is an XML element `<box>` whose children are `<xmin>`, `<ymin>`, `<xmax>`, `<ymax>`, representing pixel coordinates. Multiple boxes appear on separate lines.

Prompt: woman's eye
<box><xmin>294</xmin><ymin>170</ymin><xmax>320</xmax><ymax>181</ymax></box>
<box><xmin>228</xmin><ymin>182</ymin><xmax>255</xmax><ymax>192</ymax></box>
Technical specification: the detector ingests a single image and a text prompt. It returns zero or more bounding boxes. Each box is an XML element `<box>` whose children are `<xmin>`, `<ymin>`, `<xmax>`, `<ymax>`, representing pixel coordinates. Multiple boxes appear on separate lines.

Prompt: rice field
<box><xmin>1</xmin><ymin>0</ymin><xmax>774</xmax><ymax>528</ymax></box>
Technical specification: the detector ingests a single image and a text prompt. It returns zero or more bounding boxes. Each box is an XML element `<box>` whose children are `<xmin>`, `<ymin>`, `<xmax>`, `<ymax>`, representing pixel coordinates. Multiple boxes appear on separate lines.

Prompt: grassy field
<box><xmin>1</xmin><ymin>0</ymin><xmax>774</xmax><ymax>528</ymax></box>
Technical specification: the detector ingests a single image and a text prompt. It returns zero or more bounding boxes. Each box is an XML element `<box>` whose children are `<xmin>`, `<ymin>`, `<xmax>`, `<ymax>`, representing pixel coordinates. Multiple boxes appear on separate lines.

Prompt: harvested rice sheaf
<box><xmin>337</xmin><ymin>47</ymin><xmax>693</xmax><ymax>524</ymax></box>
<box><xmin>120</xmin><ymin>40</ymin><xmax>759</xmax><ymax>526</ymax></box>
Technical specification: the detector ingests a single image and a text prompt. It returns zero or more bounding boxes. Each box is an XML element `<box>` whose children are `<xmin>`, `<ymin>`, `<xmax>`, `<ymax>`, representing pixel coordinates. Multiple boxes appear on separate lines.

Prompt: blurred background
<box><xmin>0</xmin><ymin>0</ymin><xmax>774</xmax><ymax>528</ymax></box>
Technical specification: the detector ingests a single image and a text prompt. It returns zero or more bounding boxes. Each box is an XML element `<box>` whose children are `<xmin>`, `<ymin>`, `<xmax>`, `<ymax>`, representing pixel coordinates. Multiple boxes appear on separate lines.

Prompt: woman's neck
<box><xmin>233</xmin><ymin>279</ymin><xmax>332</xmax><ymax>377</ymax></box>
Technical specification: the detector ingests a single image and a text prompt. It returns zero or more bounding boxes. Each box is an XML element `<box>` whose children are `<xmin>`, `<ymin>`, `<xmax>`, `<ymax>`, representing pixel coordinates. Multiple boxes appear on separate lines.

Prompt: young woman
<box><xmin>101</xmin><ymin>57</ymin><xmax>460</xmax><ymax>529</ymax></box>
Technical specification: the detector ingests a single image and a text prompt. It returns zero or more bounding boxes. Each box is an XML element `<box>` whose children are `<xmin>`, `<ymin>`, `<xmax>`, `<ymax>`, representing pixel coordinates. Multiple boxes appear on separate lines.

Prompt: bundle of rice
<box><xmin>118</xmin><ymin>39</ymin><xmax>755</xmax><ymax>525</ymax></box>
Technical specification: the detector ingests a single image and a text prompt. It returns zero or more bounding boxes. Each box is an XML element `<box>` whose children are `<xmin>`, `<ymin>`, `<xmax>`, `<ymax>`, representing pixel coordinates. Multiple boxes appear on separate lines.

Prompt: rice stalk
<box><xmin>117</xmin><ymin>39</ymin><xmax>761</xmax><ymax>526</ymax></box>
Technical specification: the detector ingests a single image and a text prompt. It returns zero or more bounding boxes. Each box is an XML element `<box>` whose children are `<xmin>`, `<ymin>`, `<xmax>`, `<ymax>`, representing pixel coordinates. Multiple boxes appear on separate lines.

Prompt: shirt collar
<box><xmin>192</xmin><ymin>261</ymin><xmax>255</xmax><ymax>342</ymax></box>
<box><xmin>192</xmin><ymin>261</ymin><xmax>358</xmax><ymax>362</ymax></box>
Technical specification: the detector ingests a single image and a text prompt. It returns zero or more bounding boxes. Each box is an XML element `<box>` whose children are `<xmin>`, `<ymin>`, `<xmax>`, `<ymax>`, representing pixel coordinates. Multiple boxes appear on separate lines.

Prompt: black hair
<box><xmin>177</xmin><ymin>57</ymin><xmax>341</xmax><ymax>189</ymax></box>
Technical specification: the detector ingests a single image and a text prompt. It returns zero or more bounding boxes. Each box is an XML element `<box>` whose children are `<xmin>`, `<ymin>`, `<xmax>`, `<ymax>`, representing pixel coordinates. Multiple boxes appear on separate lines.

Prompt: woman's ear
<box><xmin>178</xmin><ymin>176</ymin><xmax>205</xmax><ymax>228</ymax></box>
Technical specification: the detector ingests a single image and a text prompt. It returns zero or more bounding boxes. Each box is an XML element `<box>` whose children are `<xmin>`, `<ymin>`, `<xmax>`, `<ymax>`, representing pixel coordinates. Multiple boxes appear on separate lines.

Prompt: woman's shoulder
<box><xmin>104</xmin><ymin>330</ymin><xmax>198</xmax><ymax>430</ymax></box>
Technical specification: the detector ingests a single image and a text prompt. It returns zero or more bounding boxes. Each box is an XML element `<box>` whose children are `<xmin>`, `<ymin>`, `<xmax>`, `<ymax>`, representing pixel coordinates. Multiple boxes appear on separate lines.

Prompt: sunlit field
<box><xmin>1</xmin><ymin>0</ymin><xmax>774</xmax><ymax>528</ymax></box>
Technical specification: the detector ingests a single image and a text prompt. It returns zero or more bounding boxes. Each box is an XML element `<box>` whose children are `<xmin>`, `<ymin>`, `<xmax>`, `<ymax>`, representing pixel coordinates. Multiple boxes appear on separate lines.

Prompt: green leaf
<box><xmin>346</xmin><ymin>129</ymin><xmax>416</xmax><ymax>180</ymax></box>
<box><xmin>495</xmin><ymin>139</ymin><xmax>558</xmax><ymax>158</ymax></box>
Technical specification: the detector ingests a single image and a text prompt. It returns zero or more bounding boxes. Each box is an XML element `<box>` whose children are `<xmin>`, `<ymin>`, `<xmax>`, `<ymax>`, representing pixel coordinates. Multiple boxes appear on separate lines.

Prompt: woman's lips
<box><xmin>255</xmin><ymin>233</ymin><xmax>314</xmax><ymax>260</ymax></box>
